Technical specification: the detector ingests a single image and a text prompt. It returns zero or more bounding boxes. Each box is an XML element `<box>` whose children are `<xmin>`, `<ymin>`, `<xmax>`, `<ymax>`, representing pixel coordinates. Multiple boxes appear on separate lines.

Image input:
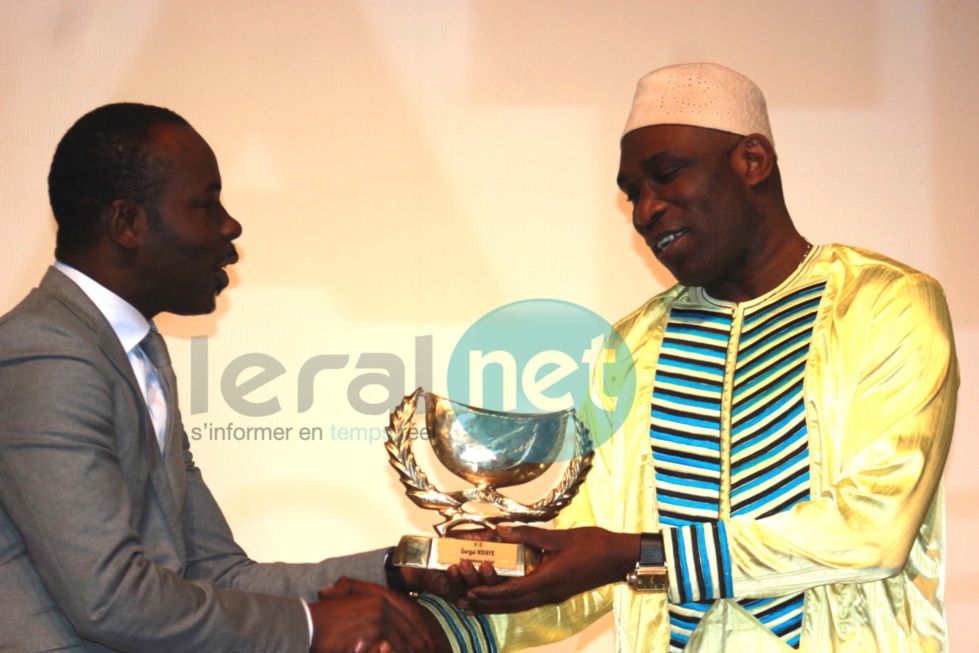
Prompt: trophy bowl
<box><xmin>386</xmin><ymin>388</ymin><xmax>593</xmax><ymax>575</ymax></box>
<box><xmin>426</xmin><ymin>393</ymin><xmax>568</xmax><ymax>489</ymax></box>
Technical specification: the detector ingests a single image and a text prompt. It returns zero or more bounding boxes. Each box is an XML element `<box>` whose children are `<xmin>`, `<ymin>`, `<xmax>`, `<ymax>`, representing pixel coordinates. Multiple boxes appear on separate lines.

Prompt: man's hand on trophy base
<box><xmin>400</xmin><ymin>560</ymin><xmax>501</xmax><ymax>603</ymax></box>
<box><xmin>460</xmin><ymin>526</ymin><xmax>641</xmax><ymax>614</ymax></box>
<box><xmin>400</xmin><ymin>529</ymin><xmax>502</xmax><ymax>601</ymax></box>
<box><xmin>312</xmin><ymin>577</ymin><xmax>450</xmax><ymax>653</ymax></box>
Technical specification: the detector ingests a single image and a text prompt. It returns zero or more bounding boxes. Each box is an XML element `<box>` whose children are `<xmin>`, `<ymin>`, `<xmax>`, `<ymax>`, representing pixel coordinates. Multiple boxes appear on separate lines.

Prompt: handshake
<box><xmin>309</xmin><ymin>525</ymin><xmax>642</xmax><ymax>653</ymax></box>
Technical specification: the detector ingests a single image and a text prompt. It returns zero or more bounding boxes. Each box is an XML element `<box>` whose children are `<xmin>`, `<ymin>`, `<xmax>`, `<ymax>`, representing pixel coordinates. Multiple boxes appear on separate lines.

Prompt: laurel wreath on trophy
<box><xmin>385</xmin><ymin>389</ymin><xmax>594</xmax><ymax>536</ymax></box>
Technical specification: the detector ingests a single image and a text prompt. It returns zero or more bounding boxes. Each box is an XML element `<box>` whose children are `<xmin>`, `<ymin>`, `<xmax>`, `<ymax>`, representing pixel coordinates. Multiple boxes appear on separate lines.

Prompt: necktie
<box><xmin>139</xmin><ymin>330</ymin><xmax>173</xmax><ymax>453</ymax></box>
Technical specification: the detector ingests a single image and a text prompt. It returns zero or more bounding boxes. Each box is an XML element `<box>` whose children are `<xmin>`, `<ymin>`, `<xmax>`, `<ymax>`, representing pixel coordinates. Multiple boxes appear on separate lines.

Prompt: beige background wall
<box><xmin>2</xmin><ymin>1</ymin><xmax>977</xmax><ymax>650</ymax></box>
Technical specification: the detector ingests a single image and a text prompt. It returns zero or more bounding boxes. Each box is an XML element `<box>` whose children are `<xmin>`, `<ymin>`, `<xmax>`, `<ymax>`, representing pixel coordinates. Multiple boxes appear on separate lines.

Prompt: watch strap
<box><xmin>384</xmin><ymin>546</ymin><xmax>411</xmax><ymax>593</ymax></box>
<box><xmin>638</xmin><ymin>532</ymin><xmax>664</xmax><ymax>566</ymax></box>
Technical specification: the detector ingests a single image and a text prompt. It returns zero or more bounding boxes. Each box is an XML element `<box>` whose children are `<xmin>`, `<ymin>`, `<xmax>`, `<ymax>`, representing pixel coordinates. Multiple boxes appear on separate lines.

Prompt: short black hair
<box><xmin>48</xmin><ymin>102</ymin><xmax>189</xmax><ymax>257</ymax></box>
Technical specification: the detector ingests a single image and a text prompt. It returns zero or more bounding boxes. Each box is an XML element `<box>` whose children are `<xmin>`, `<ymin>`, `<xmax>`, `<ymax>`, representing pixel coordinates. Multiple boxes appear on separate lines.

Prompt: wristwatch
<box><xmin>384</xmin><ymin>546</ymin><xmax>411</xmax><ymax>594</ymax></box>
<box><xmin>625</xmin><ymin>532</ymin><xmax>668</xmax><ymax>592</ymax></box>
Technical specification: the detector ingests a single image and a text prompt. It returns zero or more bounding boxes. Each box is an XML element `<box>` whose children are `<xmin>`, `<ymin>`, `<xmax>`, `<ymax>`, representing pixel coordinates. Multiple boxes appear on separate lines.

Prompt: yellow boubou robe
<box><xmin>483</xmin><ymin>244</ymin><xmax>958</xmax><ymax>653</ymax></box>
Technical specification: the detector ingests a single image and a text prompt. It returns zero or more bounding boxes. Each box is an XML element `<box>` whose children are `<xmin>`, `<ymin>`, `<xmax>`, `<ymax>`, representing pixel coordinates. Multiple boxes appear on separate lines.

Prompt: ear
<box><xmin>731</xmin><ymin>134</ymin><xmax>776</xmax><ymax>187</ymax></box>
<box><xmin>105</xmin><ymin>199</ymin><xmax>143</xmax><ymax>249</ymax></box>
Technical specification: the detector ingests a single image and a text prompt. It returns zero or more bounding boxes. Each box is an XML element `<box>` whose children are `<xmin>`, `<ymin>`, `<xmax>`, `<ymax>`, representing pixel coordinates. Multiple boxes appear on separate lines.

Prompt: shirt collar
<box><xmin>54</xmin><ymin>261</ymin><xmax>152</xmax><ymax>353</ymax></box>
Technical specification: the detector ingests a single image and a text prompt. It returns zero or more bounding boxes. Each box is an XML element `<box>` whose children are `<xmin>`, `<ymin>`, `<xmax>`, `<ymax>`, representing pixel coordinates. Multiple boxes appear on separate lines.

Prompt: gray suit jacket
<box><xmin>0</xmin><ymin>268</ymin><xmax>387</xmax><ymax>653</ymax></box>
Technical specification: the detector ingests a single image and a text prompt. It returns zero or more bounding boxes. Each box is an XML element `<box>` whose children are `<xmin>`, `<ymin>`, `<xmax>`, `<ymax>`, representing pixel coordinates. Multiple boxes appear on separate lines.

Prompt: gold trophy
<box><xmin>385</xmin><ymin>388</ymin><xmax>593</xmax><ymax>576</ymax></box>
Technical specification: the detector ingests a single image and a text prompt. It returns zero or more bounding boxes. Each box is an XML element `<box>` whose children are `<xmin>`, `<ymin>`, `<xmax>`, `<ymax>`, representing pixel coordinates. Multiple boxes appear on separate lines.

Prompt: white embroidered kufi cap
<box><xmin>622</xmin><ymin>63</ymin><xmax>773</xmax><ymax>147</ymax></box>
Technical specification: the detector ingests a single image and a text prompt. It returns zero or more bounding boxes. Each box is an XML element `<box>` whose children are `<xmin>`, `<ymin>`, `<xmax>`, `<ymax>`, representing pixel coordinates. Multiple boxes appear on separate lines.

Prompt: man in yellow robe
<box><xmin>426</xmin><ymin>63</ymin><xmax>958</xmax><ymax>653</ymax></box>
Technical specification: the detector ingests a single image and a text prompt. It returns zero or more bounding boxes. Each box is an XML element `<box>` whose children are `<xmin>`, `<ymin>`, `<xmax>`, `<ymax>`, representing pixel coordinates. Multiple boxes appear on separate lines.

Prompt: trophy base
<box><xmin>391</xmin><ymin>535</ymin><xmax>542</xmax><ymax>577</ymax></box>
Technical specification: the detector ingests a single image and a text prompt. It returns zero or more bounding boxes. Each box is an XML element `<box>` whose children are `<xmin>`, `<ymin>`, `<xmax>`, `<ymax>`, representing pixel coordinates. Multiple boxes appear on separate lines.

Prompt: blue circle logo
<box><xmin>446</xmin><ymin>299</ymin><xmax>636</xmax><ymax>462</ymax></box>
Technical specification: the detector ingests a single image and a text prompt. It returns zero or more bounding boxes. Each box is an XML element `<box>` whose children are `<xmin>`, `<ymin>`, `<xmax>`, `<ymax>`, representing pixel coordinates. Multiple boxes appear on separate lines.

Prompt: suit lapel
<box><xmin>39</xmin><ymin>267</ymin><xmax>188</xmax><ymax>564</ymax></box>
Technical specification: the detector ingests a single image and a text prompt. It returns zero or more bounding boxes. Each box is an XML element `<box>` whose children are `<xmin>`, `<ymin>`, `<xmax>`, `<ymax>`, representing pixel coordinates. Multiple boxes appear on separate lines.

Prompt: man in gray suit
<box><xmin>0</xmin><ymin>104</ymin><xmax>456</xmax><ymax>652</ymax></box>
